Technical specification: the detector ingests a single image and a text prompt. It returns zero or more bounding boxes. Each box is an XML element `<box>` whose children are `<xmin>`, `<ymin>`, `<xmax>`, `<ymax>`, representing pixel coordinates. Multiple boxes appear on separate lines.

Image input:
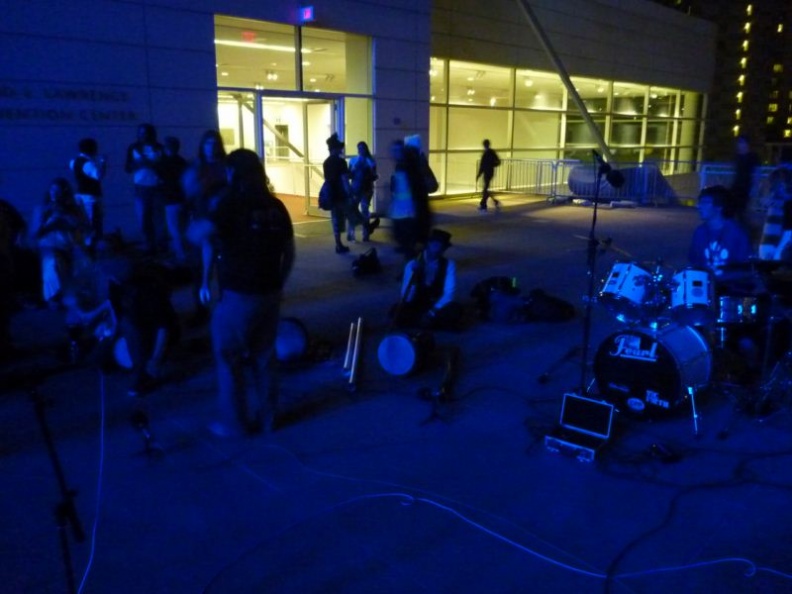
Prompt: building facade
<box><xmin>0</xmin><ymin>0</ymin><xmax>715</xmax><ymax>232</ymax></box>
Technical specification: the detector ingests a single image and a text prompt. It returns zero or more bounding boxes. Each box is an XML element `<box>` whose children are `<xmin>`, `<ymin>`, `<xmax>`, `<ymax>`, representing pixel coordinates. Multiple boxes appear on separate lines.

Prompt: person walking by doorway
<box><xmin>348</xmin><ymin>141</ymin><xmax>379</xmax><ymax>242</ymax></box>
<box><xmin>323</xmin><ymin>133</ymin><xmax>359</xmax><ymax>253</ymax></box>
<box><xmin>477</xmin><ymin>139</ymin><xmax>501</xmax><ymax>211</ymax></box>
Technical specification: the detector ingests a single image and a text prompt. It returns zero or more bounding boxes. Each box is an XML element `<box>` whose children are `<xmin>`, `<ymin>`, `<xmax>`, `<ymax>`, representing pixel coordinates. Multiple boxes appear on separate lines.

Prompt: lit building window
<box><xmin>769</xmin><ymin>103</ymin><xmax>779</xmax><ymax>113</ymax></box>
<box><xmin>773</xmin><ymin>64</ymin><xmax>784</xmax><ymax>73</ymax></box>
<box><xmin>738</xmin><ymin>74</ymin><xmax>745</xmax><ymax>87</ymax></box>
<box><xmin>785</xmin><ymin>129</ymin><xmax>792</xmax><ymax>139</ymax></box>
<box><xmin>779</xmin><ymin>24</ymin><xmax>784</xmax><ymax>34</ymax></box>
<box><xmin>742</xmin><ymin>40</ymin><xmax>750</xmax><ymax>52</ymax></box>
<box><xmin>787</xmin><ymin>117</ymin><xmax>792</xmax><ymax>125</ymax></box>
<box><xmin>737</xmin><ymin>91</ymin><xmax>743</xmax><ymax>103</ymax></box>
<box><xmin>767</xmin><ymin>116</ymin><xmax>775</xmax><ymax>125</ymax></box>
<box><xmin>744</xmin><ymin>22</ymin><xmax>751</xmax><ymax>34</ymax></box>
<box><xmin>740</xmin><ymin>57</ymin><xmax>748</xmax><ymax>69</ymax></box>
<box><xmin>736</xmin><ymin>108</ymin><xmax>741</xmax><ymax>120</ymax></box>
<box><xmin>746</xmin><ymin>4</ymin><xmax>752</xmax><ymax>16</ymax></box>
<box><xmin>733</xmin><ymin>125</ymin><xmax>741</xmax><ymax>136</ymax></box>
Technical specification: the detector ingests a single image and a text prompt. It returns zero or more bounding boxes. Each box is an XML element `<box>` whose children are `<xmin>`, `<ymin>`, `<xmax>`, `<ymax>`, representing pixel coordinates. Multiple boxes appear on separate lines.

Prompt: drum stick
<box><xmin>343</xmin><ymin>321</ymin><xmax>356</xmax><ymax>370</ymax></box>
<box><xmin>349</xmin><ymin>317</ymin><xmax>363</xmax><ymax>386</ymax></box>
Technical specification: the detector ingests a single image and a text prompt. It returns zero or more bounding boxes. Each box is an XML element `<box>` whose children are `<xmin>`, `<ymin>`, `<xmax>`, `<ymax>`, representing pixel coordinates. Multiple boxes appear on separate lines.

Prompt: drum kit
<box><xmin>592</xmin><ymin>258</ymin><xmax>792</xmax><ymax>422</ymax></box>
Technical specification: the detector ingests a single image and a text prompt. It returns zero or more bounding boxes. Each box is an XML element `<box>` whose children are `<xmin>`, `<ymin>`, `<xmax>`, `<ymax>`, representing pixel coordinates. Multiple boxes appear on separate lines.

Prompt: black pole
<box><xmin>579</xmin><ymin>156</ymin><xmax>609</xmax><ymax>394</ymax></box>
<box><xmin>30</xmin><ymin>388</ymin><xmax>85</xmax><ymax>594</ymax></box>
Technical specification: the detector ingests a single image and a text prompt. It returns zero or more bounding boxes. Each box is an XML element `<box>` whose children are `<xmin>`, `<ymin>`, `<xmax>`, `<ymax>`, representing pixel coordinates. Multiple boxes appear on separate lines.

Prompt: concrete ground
<box><xmin>2</xmin><ymin>195</ymin><xmax>792</xmax><ymax>594</ymax></box>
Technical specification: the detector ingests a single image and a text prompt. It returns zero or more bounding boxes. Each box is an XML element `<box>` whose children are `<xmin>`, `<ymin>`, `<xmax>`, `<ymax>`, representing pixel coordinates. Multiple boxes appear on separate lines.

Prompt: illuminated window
<box><xmin>767</xmin><ymin>116</ymin><xmax>775</xmax><ymax>125</ymax></box>
<box><xmin>733</xmin><ymin>125</ymin><xmax>741</xmax><ymax>136</ymax></box>
<box><xmin>773</xmin><ymin>64</ymin><xmax>784</xmax><ymax>73</ymax></box>
<box><xmin>769</xmin><ymin>103</ymin><xmax>779</xmax><ymax>113</ymax></box>
<box><xmin>740</xmin><ymin>57</ymin><xmax>748</xmax><ymax>69</ymax></box>
<box><xmin>737</xmin><ymin>91</ymin><xmax>743</xmax><ymax>104</ymax></box>
<box><xmin>785</xmin><ymin>130</ymin><xmax>792</xmax><ymax>139</ymax></box>
<box><xmin>779</xmin><ymin>24</ymin><xmax>785</xmax><ymax>34</ymax></box>
<box><xmin>738</xmin><ymin>74</ymin><xmax>745</xmax><ymax>87</ymax></box>
<box><xmin>787</xmin><ymin>117</ymin><xmax>792</xmax><ymax>125</ymax></box>
<box><xmin>736</xmin><ymin>109</ymin><xmax>741</xmax><ymax>120</ymax></box>
<box><xmin>744</xmin><ymin>22</ymin><xmax>751</xmax><ymax>34</ymax></box>
<box><xmin>742</xmin><ymin>40</ymin><xmax>749</xmax><ymax>52</ymax></box>
<box><xmin>746</xmin><ymin>4</ymin><xmax>752</xmax><ymax>16</ymax></box>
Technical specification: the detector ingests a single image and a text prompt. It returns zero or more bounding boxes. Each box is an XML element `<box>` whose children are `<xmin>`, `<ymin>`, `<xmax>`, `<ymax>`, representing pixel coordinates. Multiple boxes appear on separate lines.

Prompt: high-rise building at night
<box><xmin>652</xmin><ymin>0</ymin><xmax>792</xmax><ymax>162</ymax></box>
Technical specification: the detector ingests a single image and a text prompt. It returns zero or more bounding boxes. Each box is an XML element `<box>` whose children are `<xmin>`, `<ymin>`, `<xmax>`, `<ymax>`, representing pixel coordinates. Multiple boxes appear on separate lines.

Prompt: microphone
<box><xmin>592</xmin><ymin>149</ymin><xmax>612</xmax><ymax>173</ymax></box>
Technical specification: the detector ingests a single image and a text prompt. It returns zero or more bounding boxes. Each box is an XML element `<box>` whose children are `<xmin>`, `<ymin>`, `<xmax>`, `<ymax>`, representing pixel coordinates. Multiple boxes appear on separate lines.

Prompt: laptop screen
<box><xmin>560</xmin><ymin>393</ymin><xmax>614</xmax><ymax>439</ymax></box>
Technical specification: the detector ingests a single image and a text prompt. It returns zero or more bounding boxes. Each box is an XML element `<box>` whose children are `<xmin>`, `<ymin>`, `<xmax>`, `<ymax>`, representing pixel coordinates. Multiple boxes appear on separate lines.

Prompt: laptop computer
<box><xmin>544</xmin><ymin>393</ymin><xmax>615</xmax><ymax>462</ymax></box>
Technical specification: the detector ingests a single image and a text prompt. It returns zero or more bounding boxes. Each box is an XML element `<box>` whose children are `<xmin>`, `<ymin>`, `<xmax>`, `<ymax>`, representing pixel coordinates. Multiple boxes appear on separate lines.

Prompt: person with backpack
<box><xmin>476</xmin><ymin>138</ymin><xmax>501</xmax><ymax>211</ymax></box>
<box><xmin>194</xmin><ymin>149</ymin><xmax>296</xmax><ymax>437</ymax></box>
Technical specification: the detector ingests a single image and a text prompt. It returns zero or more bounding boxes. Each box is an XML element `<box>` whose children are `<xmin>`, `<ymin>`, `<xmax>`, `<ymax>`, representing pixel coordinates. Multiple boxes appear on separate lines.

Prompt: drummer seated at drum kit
<box><xmin>687</xmin><ymin>185</ymin><xmax>788</xmax><ymax>382</ymax></box>
<box><xmin>391</xmin><ymin>228</ymin><xmax>463</xmax><ymax>332</ymax></box>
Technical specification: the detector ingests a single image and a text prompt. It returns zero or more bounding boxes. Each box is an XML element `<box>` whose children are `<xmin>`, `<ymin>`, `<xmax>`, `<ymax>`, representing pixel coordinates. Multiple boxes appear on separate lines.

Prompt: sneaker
<box><xmin>477</xmin><ymin>205</ymin><xmax>488</xmax><ymax>212</ymax></box>
<box><xmin>335</xmin><ymin>244</ymin><xmax>350</xmax><ymax>254</ymax></box>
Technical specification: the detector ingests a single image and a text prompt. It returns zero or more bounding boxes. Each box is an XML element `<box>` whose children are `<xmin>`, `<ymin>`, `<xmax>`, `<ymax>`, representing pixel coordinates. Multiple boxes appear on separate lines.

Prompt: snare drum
<box><xmin>593</xmin><ymin>324</ymin><xmax>711</xmax><ymax>418</ymax></box>
<box><xmin>669</xmin><ymin>268</ymin><xmax>714</xmax><ymax>326</ymax></box>
<box><xmin>598</xmin><ymin>262</ymin><xmax>652</xmax><ymax>322</ymax></box>
<box><xmin>377</xmin><ymin>332</ymin><xmax>435</xmax><ymax>376</ymax></box>
<box><xmin>276</xmin><ymin>317</ymin><xmax>309</xmax><ymax>363</ymax></box>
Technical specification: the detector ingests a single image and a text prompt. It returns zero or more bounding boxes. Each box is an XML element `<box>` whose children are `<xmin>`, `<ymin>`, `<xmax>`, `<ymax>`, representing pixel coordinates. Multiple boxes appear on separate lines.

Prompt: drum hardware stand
<box><xmin>420</xmin><ymin>346</ymin><xmax>461</xmax><ymax>425</ymax></box>
<box><xmin>344</xmin><ymin>317</ymin><xmax>364</xmax><ymax>393</ymax></box>
<box><xmin>29</xmin><ymin>387</ymin><xmax>85</xmax><ymax>594</ymax></box>
<box><xmin>687</xmin><ymin>385</ymin><xmax>702</xmax><ymax>437</ymax></box>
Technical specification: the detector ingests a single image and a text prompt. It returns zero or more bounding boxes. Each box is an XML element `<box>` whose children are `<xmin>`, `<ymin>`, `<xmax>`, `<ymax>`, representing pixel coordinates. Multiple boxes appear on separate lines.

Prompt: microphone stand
<box><xmin>30</xmin><ymin>387</ymin><xmax>85</xmax><ymax>594</ymax></box>
<box><xmin>579</xmin><ymin>152</ymin><xmax>624</xmax><ymax>394</ymax></box>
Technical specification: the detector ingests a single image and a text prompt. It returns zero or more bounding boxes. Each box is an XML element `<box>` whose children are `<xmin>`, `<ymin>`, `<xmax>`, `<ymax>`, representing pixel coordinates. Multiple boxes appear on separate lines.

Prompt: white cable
<box><xmin>77</xmin><ymin>372</ymin><xmax>106</xmax><ymax>594</ymax></box>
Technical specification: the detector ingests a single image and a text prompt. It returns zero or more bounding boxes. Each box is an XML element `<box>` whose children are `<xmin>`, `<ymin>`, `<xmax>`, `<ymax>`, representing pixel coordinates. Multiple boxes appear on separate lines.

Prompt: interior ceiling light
<box><xmin>524</xmin><ymin>79</ymin><xmax>534</xmax><ymax>87</ymax></box>
<box><xmin>214</xmin><ymin>39</ymin><xmax>311</xmax><ymax>53</ymax></box>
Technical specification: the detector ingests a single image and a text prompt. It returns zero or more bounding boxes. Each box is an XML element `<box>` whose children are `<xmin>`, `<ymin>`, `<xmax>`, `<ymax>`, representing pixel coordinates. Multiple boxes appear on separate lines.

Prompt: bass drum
<box><xmin>275</xmin><ymin>317</ymin><xmax>309</xmax><ymax>363</ymax></box>
<box><xmin>377</xmin><ymin>332</ymin><xmax>435</xmax><ymax>376</ymax></box>
<box><xmin>593</xmin><ymin>324</ymin><xmax>711</xmax><ymax>418</ymax></box>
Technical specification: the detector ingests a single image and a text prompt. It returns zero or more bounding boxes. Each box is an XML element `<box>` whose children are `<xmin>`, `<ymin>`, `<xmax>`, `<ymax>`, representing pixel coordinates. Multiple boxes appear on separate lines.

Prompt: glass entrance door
<box><xmin>261</xmin><ymin>97</ymin><xmax>341</xmax><ymax>214</ymax></box>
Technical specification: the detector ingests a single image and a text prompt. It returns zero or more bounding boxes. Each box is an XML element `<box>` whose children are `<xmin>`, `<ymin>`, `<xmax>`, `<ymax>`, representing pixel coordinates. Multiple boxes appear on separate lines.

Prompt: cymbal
<box><xmin>572</xmin><ymin>234</ymin><xmax>633</xmax><ymax>259</ymax></box>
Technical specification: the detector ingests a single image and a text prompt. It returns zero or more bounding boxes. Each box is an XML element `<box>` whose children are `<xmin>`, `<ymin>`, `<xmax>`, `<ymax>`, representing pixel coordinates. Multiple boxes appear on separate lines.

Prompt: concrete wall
<box><xmin>432</xmin><ymin>0</ymin><xmax>717</xmax><ymax>92</ymax></box>
<box><xmin>0</xmin><ymin>0</ymin><xmax>431</xmax><ymax>233</ymax></box>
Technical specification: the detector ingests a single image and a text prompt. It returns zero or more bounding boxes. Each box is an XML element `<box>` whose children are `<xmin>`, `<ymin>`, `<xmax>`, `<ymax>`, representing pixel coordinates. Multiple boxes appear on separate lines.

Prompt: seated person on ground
<box><xmin>65</xmin><ymin>255</ymin><xmax>180</xmax><ymax>396</ymax></box>
<box><xmin>392</xmin><ymin>228</ymin><xmax>462</xmax><ymax>331</ymax></box>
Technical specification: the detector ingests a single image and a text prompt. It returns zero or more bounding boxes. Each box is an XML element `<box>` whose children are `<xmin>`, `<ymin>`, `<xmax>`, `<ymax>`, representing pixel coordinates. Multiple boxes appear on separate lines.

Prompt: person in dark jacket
<box><xmin>476</xmin><ymin>139</ymin><xmax>501</xmax><ymax>211</ymax></box>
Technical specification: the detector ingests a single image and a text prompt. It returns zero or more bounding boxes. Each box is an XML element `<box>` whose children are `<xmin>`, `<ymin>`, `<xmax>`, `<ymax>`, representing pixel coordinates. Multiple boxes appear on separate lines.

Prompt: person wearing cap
<box><xmin>393</xmin><ymin>228</ymin><xmax>462</xmax><ymax>331</ymax></box>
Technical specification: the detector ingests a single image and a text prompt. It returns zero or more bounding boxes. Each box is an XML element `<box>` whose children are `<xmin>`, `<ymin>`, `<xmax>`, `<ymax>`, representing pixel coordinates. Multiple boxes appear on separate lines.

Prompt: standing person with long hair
<box><xmin>348</xmin><ymin>141</ymin><xmax>380</xmax><ymax>242</ymax></box>
<box><xmin>194</xmin><ymin>149</ymin><xmax>295</xmax><ymax>437</ymax></box>
<box><xmin>183</xmin><ymin>129</ymin><xmax>228</xmax><ymax>325</ymax></box>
